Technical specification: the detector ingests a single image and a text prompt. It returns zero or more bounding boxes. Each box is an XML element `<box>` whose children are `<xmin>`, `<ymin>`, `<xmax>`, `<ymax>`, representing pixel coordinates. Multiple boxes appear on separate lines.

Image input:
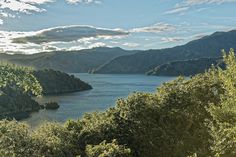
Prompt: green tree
<box><xmin>208</xmin><ymin>49</ymin><xmax>236</xmax><ymax>157</ymax></box>
<box><xmin>85</xmin><ymin>139</ymin><xmax>131</xmax><ymax>157</ymax></box>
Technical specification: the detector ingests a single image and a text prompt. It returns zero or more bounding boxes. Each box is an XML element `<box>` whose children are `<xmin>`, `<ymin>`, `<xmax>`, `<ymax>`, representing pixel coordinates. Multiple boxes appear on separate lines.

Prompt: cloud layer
<box><xmin>166</xmin><ymin>0</ymin><xmax>236</xmax><ymax>14</ymax></box>
<box><xmin>0</xmin><ymin>22</ymin><xmax>234</xmax><ymax>54</ymax></box>
<box><xmin>66</xmin><ymin>0</ymin><xmax>101</xmax><ymax>4</ymax></box>
<box><xmin>130</xmin><ymin>23</ymin><xmax>176</xmax><ymax>33</ymax></box>
<box><xmin>0</xmin><ymin>0</ymin><xmax>101</xmax><ymax>25</ymax></box>
<box><xmin>13</xmin><ymin>25</ymin><xmax>129</xmax><ymax>44</ymax></box>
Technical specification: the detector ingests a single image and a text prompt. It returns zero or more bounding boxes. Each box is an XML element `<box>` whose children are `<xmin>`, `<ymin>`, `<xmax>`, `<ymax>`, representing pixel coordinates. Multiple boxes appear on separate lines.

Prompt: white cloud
<box><xmin>66</xmin><ymin>0</ymin><xmax>101</xmax><ymax>4</ymax></box>
<box><xmin>20</xmin><ymin>0</ymin><xmax>54</xmax><ymax>5</ymax></box>
<box><xmin>0</xmin><ymin>0</ymin><xmax>53</xmax><ymax>13</ymax></box>
<box><xmin>161</xmin><ymin>37</ymin><xmax>185</xmax><ymax>43</ymax></box>
<box><xmin>0</xmin><ymin>25</ymin><xmax>127</xmax><ymax>54</ymax></box>
<box><xmin>12</xmin><ymin>25</ymin><xmax>129</xmax><ymax>44</ymax></box>
<box><xmin>0</xmin><ymin>0</ymin><xmax>102</xmax><ymax>24</ymax></box>
<box><xmin>130</xmin><ymin>23</ymin><xmax>176</xmax><ymax>33</ymax></box>
<box><xmin>166</xmin><ymin>0</ymin><xmax>236</xmax><ymax>14</ymax></box>
<box><xmin>122</xmin><ymin>42</ymin><xmax>139</xmax><ymax>47</ymax></box>
<box><xmin>181</xmin><ymin>0</ymin><xmax>236</xmax><ymax>6</ymax></box>
<box><xmin>164</xmin><ymin>7</ymin><xmax>189</xmax><ymax>14</ymax></box>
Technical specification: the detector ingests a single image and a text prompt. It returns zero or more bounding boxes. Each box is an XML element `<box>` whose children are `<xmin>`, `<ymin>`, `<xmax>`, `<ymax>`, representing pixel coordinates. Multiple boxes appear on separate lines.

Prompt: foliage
<box><xmin>208</xmin><ymin>48</ymin><xmax>236</xmax><ymax>157</ymax></box>
<box><xmin>0</xmin><ymin>120</ymin><xmax>34</xmax><ymax>157</ymax></box>
<box><xmin>33</xmin><ymin>69</ymin><xmax>92</xmax><ymax>95</ymax></box>
<box><xmin>32</xmin><ymin>123</ymin><xmax>78</xmax><ymax>157</ymax></box>
<box><xmin>85</xmin><ymin>140</ymin><xmax>131</xmax><ymax>157</ymax></box>
<box><xmin>0</xmin><ymin>63</ymin><xmax>42</xmax><ymax>117</ymax></box>
<box><xmin>0</xmin><ymin>62</ymin><xmax>42</xmax><ymax>96</ymax></box>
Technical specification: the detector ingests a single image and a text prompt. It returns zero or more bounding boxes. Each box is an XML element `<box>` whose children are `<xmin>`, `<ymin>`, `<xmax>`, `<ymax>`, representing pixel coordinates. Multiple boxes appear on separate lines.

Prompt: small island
<box><xmin>43</xmin><ymin>102</ymin><xmax>60</xmax><ymax>110</ymax></box>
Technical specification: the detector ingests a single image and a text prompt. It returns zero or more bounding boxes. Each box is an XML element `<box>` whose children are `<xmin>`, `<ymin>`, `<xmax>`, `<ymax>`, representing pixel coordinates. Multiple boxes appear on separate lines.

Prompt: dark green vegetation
<box><xmin>94</xmin><ymin>30</ymin><xmax>236</xmax><ymax>74</ymax></box>
<box><xmin>33</xmin><ymin>69</ymin><xmax>92</xmax><ymax>95</ymax></box>
<box><xmin>0</xmin><ymin>64</ymin><xmax>91</xmax><ymax>120</ymax></box>
<box><xmin>0</xmin><ymin>64</ymin><xmax>42</xmax><ymax>120</ymax></box>
<box><xmin>1</xmin><ymin>49</ymin><xmax>236</xmax><ymax>157</ymax></box>
<box><xmin>44</xmin><ymin>102</ymin><xmax>60</xmax><ymax>110</ymax></box>
<box><xmin>0</xmin><ymin>47</ymin><xmax>138</xmax><ymax>73</ymax></box>
<box><xmin>147</xmin><ymin>57</ymin><xmax>225</xmax><ymax>76</ymax></box>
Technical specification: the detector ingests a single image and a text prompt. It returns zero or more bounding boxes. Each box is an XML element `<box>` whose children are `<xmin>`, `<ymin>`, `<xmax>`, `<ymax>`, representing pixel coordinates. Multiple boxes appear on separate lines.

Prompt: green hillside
<box><xmin>94</xmin><ymin>30</ymin><xmax>236</xmax><ymax>74</ymax></box>
<box><xmin>147</xmin><ymin>57</ymin><xmax>225</xmax><ymax>76</ymax></box>
<box><xmin>0</xmin><ymin>47</ymin><xmax>138</xmax><ymax>73</ymax></box>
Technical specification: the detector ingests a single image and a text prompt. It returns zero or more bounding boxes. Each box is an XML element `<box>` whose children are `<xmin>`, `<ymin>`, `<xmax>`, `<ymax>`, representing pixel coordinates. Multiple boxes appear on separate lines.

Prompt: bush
<box><xmin>85</xmin><ymin>139</ymin><xmax>131</xmax><ymax>157</ymax></box>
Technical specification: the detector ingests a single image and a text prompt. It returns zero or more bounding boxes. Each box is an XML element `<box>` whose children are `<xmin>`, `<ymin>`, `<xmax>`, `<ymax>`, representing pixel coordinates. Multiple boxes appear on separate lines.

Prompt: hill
<box><xmin>0</xmin><ymin>63</ymin><xmax>92</xmax><ymax>120</ymax></box>
<box><xmin>94</xmin><ymin>30</ymin><xmax>236</xmax><ymax>74</ymax></box>
<box><xmin>0</xmin><ymin>47</ymin><xmax>138</xmax><ymax>73</ymax></box>
<box><xmin>147</xmin><ymin>57</ymin><xmax>225</xmax><ymax>76</ymax></box>
<box><xmin>33</xmin><ymin>69</ymin><xmax>92</xmax><ymax>95</ymax></box>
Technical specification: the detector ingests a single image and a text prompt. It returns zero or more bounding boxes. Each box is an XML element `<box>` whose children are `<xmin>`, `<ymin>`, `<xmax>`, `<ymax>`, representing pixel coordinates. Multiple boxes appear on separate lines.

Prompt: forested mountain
<box><xmin>0</xmin><ymin>47</ymin><xmax>138</xmax><ymax>73</ymax></box>
<box><xmin>94</xmin><ymin>30</ymin><xmax>236</xmax><ymax>74</ymax></box>
<box><xmin>147</xmin><ymin>57</ymin><xmax>225</xmax><ymax>76</ymax></box>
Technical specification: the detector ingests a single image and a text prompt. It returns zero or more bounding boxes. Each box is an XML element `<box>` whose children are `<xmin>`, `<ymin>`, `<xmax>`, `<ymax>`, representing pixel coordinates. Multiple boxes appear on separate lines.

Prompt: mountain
<box><xmin>0</xmin><ymin>47</ymin><xmax>138</xmax><ymax>73</ymax></box>
<box><xmin>94</xmin><ymin>30</ymin><xmax>236</xmax><ymax>74</ymax></box>
<box><xmin>147</xmin><ymin>57</ymin><xmax>224</xmax><ymax>76</ymax></box>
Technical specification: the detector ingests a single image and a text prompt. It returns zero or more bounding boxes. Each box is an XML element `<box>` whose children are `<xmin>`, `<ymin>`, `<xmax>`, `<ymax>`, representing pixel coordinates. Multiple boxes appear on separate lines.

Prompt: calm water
<box><xmin>23</xmin><ymin>73</ymin><xmax>175</xmax><ymax>127</ymax></box>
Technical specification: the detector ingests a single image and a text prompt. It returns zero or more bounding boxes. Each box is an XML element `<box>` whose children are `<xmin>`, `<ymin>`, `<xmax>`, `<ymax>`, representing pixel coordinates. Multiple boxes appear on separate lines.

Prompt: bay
<box><xmin>23</xmin><ymin>73</ymin><xmax>175</xmax><ymax>127</ymax></box>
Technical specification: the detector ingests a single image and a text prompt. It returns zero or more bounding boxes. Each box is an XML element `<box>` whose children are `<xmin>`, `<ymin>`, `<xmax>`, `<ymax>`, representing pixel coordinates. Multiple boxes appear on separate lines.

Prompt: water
<box><xmin>23</xmin><ymin>73</ymin><xmax>175</xmax><ymax>127</ymax></box>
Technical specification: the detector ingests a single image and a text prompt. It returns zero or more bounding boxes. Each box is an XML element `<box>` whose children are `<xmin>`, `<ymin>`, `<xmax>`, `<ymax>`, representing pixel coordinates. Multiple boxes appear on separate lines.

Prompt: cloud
<box><xmin>12</xmin><ymin>25</ymin><xmax>129</xmax><ymax>44</ymax></box>
<box><xmin>161</xmin><ymin>37</ymin><xmax>185</xmax><ymax>43</ymax></box>
<box><xmin>181</xmin><ymin>0</ymin><xmax>236</xmax><ymax>6</ymax></box>
<box><xmin>0</xmin><ymin>0</ymin><xmax>53</xmax><ymax>13</ymax></box>
<box><xmin>122</xmin><ymin>42</ymin><xmax>139</xmax><ymax>47</ymax></box>
<box><xmin>130</xmin><ymin>23</ymin><xmax>176</xmax><ymax>33</ymax></box>
<box><xmin>166</xmin><ymin>0</ymin><xmax>236</xmax><ymax>14</ymax></box>
<box><xmin>0</xmin><ymin>25</ymin><xmax>129</xmax><ymax>54</ymax></box>
<box><xmin>164</xmin><ymin>7</ymin><xmax>189</xmax><ymax>14</ymax></box>
<box><xmin>1</xmin><ymin>22</ymin><xmax>234</xmax><ymax>54</ymax></box>
<box><xmin>66</xmin><ymin>0</ymin><xmax>102</xmax><ymax>4</ymax></box>
<box><xmin>0</xmin><ymin>0</ymin><xmax>102</xmax><ymax>24</ymax></box>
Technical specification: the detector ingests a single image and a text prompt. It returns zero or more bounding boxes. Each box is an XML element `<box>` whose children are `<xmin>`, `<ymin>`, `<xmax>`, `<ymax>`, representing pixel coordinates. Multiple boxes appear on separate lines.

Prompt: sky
<box><xmin>0</xmin><ymin>0</ymin><xmax>235</xmax><ymax>54</ymax></box>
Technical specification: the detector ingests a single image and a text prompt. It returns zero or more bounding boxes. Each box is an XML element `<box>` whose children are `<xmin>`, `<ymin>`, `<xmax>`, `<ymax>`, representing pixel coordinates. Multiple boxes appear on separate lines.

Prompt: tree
<box><xmin>85</xmin><ymin>139</ymin><xmax>131</xmax><ymax>157</ymax></box>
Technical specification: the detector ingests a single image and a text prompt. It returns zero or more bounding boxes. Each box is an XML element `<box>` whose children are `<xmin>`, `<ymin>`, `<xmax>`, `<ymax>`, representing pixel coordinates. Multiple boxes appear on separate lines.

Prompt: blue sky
<box><xmin>0</xmin><ymin>0</ymin><xmax>235</xmax><ymax>54</ymax></box>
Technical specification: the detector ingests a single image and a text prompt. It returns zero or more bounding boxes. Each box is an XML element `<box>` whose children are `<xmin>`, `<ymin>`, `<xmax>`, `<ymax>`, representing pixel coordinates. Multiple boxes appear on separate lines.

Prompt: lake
<box><xmin>23</xmin><ymin>73</ymin><xmax>175</xmax><ymax>127</ymax></box>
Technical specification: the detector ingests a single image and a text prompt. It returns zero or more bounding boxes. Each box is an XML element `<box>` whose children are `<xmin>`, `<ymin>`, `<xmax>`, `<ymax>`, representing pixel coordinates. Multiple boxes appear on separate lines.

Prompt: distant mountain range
<box><xmin>1</xmin><ymin>30</ymin><xmax>236</xmax><ymax>76</ymax></box>
<box><xmin>147</xmin><ymin>57</ymin><xmax>224</xmax><ymax>76</ymax></box>
<box><xmin>0</xmin><ymin>47</ymin><xmax>138</xmax><ymax>73</ymax></box>
<box><xmin>94</xmin><ymin>30</ymin><xmax>236</xmax><ymax>75</ymax></box>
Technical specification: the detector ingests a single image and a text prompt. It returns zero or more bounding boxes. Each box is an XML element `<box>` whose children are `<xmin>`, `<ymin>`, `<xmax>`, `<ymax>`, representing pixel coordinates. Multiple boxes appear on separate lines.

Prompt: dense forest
<box><xmin>0</xmin><ymin>64</ymin><xmax>91</xmax><ymax>120</ymax></box>
<box><xmin>0</xmin><ymin>49</ymin><xmax>236</xmax><ymax>157</ymax></box>
<box><xmin>33</xmin><ymin>69</ymin><xmax>92</xmax><ymax>95</ymax></box>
